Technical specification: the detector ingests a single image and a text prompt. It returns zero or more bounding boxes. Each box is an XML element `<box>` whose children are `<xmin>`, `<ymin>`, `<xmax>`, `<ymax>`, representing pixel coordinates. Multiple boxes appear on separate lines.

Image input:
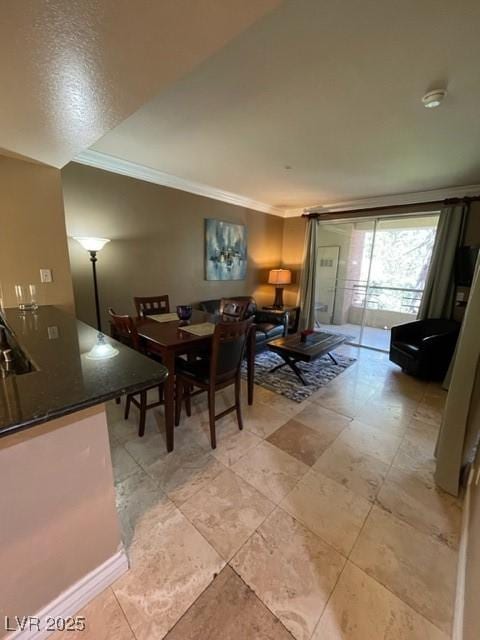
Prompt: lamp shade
<box><xmin>74</xmin><ymin>237</ymin><xmax>110</xmax><ymax>252</ymax></box>
<box><xmin>268</xmin><ymin>269</ymin><xmax>291</xmax><ymax>285</ymax></box>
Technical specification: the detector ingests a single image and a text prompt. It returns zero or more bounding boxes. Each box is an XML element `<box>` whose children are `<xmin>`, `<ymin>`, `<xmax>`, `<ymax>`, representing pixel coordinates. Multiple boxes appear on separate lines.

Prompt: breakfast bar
<box><xmin>0</xmin><ymin>306</ymin><xmax>167</xmax><ymax>636</ymax></box>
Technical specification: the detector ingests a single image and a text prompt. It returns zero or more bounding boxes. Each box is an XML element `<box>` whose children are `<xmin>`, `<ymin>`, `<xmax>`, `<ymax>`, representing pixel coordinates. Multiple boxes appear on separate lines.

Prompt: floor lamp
<box><xmin>73</xmin><ymin>237</ymin><xmax>110</xmax><ymax>332</ymax></box>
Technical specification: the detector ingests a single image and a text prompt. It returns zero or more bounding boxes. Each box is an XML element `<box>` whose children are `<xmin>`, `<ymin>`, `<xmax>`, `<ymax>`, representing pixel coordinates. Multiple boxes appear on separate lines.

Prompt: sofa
<box><xmin>198</xmin><ymin>296</ymin><xmax>287</xmax><ymax>352</ymax></box>
<box><xmin>389</xmin><ymin>318</ymin><xmax>460</xmax><ymax>380</ymax></box>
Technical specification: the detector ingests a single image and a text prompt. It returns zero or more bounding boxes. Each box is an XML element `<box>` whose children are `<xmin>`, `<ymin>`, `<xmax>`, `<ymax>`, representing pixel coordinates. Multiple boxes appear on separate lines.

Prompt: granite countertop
<box><xmin>0</xmin><ymin>305</ymin><xmax>168</xmax><ymax>438</ymax></box>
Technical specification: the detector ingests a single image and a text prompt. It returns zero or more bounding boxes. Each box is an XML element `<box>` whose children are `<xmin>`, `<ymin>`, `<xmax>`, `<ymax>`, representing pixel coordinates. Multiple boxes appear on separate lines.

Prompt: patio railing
<box><xmin>351</xmin><ymin>283</ymin><xmax>423</xmax><ymax>315</ymax></box>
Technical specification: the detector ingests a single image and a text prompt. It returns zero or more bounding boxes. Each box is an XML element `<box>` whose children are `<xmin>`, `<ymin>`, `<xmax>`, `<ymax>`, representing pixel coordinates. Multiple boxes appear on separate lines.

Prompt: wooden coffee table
<box><xmin>267</xmin><ymin>331</ymin><xmax>346</xmax><ymax>385</ymax></box>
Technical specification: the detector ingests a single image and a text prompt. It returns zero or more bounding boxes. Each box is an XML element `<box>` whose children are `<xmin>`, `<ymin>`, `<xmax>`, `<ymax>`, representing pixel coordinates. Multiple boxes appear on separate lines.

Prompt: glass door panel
<box><xmin>316</xmin><ymin>214</ymin><xmax>439</xmax><ymax>352</ymax></box>
<box><xmin>360</xmin><ymin>214</ymin><xmax>439</xmax><ymax>350</ymax></box>
<box><xmin>315</xmin><ymin>220</ymin><xmax>375</xmax><ymax>345</ymax></box>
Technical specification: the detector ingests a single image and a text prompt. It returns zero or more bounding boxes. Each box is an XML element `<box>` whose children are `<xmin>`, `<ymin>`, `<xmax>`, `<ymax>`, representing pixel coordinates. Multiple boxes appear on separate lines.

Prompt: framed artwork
<box><xmin>205</xmin><ymin>219</ymin><xmax>247</xmax><ymax>281</ymax></box>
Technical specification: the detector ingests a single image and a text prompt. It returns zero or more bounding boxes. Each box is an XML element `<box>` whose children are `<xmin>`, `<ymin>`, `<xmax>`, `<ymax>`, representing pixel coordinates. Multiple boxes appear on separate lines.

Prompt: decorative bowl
<box><xmin>176</xmin><ymin>305</ymin><xmax>193</xmax><ymax>321</ymax></box>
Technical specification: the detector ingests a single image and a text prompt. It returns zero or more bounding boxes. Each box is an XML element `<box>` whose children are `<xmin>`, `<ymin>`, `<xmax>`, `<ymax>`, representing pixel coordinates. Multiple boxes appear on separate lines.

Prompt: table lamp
<box><xmin>268</xmin><ymin>269</ymin><xmax>291</xmax><ymax>308</ymax></box>
<box><xmin>73</xmin><ymin>237</ymin><xmax>110</xmax><ymax>332</ymax></box>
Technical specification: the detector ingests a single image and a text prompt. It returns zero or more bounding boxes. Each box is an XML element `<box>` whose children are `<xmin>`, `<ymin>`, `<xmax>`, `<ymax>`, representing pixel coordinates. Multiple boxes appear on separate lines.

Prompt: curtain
<box><xmin>297</xmin><ymin>217</ymin><xmax>318</xmax><ymax>330</ymax></box>
<box><xmin>418</xmin><ymin>203</ymin><xmax>469</xmax><ymax>320</ymax></box>
<box><xmin>435</xmin><ymin>254</ymin><xmax>480</xmax><ymax>495</ymax></box>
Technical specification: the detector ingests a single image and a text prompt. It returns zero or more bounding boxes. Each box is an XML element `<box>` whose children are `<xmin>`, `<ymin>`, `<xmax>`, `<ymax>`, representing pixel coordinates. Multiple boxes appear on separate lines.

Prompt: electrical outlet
<box><xmin>40</xmin><ymin>269</ymin><xmax>52</xmax><ymax>283</ymax></box>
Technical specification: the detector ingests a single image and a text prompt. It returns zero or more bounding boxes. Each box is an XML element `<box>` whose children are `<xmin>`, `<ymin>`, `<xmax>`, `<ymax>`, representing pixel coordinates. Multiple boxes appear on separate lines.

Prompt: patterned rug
<box><xmin>241</xmin><ymin>350</ymin><xmax>356</xmax><ymax>402</ymax></box>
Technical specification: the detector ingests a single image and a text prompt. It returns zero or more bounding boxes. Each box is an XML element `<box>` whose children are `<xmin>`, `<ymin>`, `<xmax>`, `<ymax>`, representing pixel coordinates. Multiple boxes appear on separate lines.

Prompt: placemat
<box><xmin>149</xmin><ymin>313</ymin><xmax>179</xmax><ymax>323</ymax></box>
<box><xmin>180</xmin><ymin>322</ymin><xmax>215</xmax><ymax>336</ymax></box>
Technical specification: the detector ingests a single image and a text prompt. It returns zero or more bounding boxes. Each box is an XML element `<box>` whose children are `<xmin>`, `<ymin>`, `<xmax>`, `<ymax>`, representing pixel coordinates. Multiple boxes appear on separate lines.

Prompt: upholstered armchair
<box><xmin>389</xmin><ymin>318</ymin><xmax>460</xmax><ymax>380</ymax></box>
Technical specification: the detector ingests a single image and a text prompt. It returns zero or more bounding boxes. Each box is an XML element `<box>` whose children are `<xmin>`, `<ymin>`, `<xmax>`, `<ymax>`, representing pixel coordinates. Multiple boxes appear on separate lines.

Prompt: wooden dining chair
<box><xmin>108</xmin><ymin>309</ymin><xmax>164</xmax><ymax>437</ymax></box>
<box><xmin>134</xmin><ymin>295</ymin><xmax>170</xmax><ymax>318</ymax></box>
<box><xmin>175</xmin><ymin>318</ymin><xmax>252</xmax><ymax>449</ymax></box>
<box><xmin>219</xmin><ymin>298</ymin><xmax>251</xmax><ymax>321</ymax></box>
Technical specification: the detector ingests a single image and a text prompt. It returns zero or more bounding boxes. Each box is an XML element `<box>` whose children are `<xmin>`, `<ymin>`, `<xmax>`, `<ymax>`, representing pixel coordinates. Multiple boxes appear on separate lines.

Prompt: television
<box><xmin>455</xmin><ymin>246</ymin><xmax>479</xmax><ymax>287</ymax></box>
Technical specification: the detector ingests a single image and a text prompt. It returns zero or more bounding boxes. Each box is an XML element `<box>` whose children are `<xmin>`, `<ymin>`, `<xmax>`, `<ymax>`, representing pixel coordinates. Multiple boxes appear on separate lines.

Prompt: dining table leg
<box><xmin>163</xmin><ymin>350</ymin><xmax>175</xmax><ymax>452</ymax></box>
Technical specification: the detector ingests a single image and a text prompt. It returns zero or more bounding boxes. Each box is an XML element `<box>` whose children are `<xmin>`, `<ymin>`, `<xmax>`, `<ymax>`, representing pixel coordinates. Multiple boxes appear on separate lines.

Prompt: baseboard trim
<box><xmin>7</xmin><ymin>549</ymin><xmax>129</xmax><ymax>639</ymax></box>
<box><xmin>452</xmin><ymin>467</ymin><xmax>473</xmax><ymax>640</ymax></box>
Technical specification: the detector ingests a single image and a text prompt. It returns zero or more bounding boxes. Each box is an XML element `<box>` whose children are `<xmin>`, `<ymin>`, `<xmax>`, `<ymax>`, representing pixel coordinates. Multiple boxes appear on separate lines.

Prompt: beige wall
<box><xmin>0</xmin><ymin>406</ymin><xmax>122</xmax><ymax>635</ymax></box>
<box><xmin>464</xmin><ymin>368</ymin><xmax>480</xmax><ymax>640</ymax></box>
<box><xmin>0</xmin><ymin>153</ymin><xmax>74</xmax><ymax>311</ymax></box>
<box><xmin>62</xmin><ymin>163</ymin><xmax>284</xmax><ymax>328</ymax></box>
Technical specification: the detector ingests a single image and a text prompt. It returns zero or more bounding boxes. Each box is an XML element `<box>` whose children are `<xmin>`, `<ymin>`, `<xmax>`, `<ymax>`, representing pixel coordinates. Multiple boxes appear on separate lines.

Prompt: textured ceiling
<box><xmin>0</xmin><ymin>0</ymin><xmax>281</xmax><ymax>167</ymax></box>
<box><xmin>92</xmin><ymin>0</ymin><xmax>480</xmax><ymax>209</ymax></box>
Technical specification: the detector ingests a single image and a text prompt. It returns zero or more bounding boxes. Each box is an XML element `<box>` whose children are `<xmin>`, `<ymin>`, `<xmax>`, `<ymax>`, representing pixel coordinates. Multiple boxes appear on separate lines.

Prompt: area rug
<box><xmin>241</xmin><ymin>350</ymin><xmax>356</xmax><ymax>402</ymax></box>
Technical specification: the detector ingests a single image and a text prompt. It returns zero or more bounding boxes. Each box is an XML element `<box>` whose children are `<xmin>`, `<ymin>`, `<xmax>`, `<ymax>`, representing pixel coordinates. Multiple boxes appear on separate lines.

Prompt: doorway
<box><xmin>314</xmin><ymin>213</ymin><xmax>440</xmax><ymax>352</ymax></box>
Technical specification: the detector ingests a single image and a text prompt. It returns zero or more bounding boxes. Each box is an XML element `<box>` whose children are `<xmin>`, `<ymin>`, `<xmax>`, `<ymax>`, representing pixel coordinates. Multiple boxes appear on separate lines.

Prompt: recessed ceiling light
<box><xmin>422</xmin><ymin>89</ymin><xmax>447</xmax><ymax>108</ymax></box>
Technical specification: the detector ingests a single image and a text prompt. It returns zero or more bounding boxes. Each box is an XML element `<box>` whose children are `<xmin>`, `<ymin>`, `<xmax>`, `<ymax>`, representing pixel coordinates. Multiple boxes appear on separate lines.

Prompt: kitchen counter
<box><xmin>0</xmin><ymin>305</ymin><xmax>168</xmax><ymax>438</ymax></box>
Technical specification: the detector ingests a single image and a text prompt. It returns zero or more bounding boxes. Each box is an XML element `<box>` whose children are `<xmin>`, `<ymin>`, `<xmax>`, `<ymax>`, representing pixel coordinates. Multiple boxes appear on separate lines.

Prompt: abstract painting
<box><xmin>205</xmin><ymin>219</ymin><xmax>247</xmax><ymax>281</ymax></box>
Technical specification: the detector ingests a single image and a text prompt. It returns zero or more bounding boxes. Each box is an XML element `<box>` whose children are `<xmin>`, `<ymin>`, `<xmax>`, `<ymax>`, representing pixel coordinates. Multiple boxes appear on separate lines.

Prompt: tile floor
<box><xmin>54</xmin><ymin>345</ymin><xmax>461</xmax><ymax>640</ymax></box>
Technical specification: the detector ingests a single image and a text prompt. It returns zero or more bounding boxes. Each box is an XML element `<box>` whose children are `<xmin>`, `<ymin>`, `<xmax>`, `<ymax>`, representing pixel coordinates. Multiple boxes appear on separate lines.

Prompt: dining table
<box><xmin>135</xmin><ymin>310</ymin><xmax>256</xmax><ymax>452</ymax></box>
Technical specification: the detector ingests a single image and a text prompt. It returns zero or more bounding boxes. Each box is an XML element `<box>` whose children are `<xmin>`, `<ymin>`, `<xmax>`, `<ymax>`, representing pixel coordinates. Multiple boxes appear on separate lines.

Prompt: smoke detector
<box><xmin>422</xmin><ymin>89</ymin><xmax>447</xmax><ymax>108</ymax></box>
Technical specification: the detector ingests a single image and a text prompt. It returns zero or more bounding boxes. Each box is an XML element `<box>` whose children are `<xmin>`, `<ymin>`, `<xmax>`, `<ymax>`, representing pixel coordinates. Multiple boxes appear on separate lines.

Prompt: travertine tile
<box><xmin>115</xmin><ymin>470</ymin><xmax>168</xmax><ymax>548</ymax></box>
<box><xmin>232</xmin><ymin>508</ymin><xmax>345</xmax><ymax>640</ymax></box>
<box><xmin>113</xmin><ymin>495</ymin><xmax>224</xmax><ymax>640</ymax></box>
<box><xmin>379</xmin><ymin>374</ymin><xmax>427</xmax><ymax>402</ymax></box>
<box><xmin>123</xmin><ymin>432</ymin><xmax>170</xmax><ymax>469</ymax></box>
<box><xmin>334</xmin><ymin>419</ymin><xmax>402</xmax><ymax>465</ymax></box>
<box><xmin>249</xmin><ymin>382</ymin><xmax>306</xmax><ymax>418</ymax></box>
<box><xmin>292</xmin><ymin>401</ymin><xmax>351</xmax><ymax>437</ymax></box>
<box><xmin>241</xmin><ymin>401</ymin><xmax>292</xmax><ymax>438</ymax></box>
<box><xmin>413</xmin><ymin>400</ymin><xmax>444</xmax><ymax>427</ymax></box>
<box><xmin>52</xmin><ymin>588</ymin><xmax>134</xmax><ymax>640</ymax></box>
<box><xmin>280</xmin><ymin>470</ymin><xmax>371</xmax><ymax>556</ymax></box>
<box><xmin>407</xmin><ymin>417</ymin><xmax>440</xmax><ymax>442</ymax></box>
<box><xmin>352</xmin><ymin>400</ymin><xmax>412</xmax><ymax>436</ymax></box>
<box><xmin>393</xmin><ymin>421</ymin><xmax>438</xmax><ymax>482</ymax></box>
<box><xmin>313</xmin><ymin>439</ymin><xmax>389</xmax><ymax>502</ymax></box>
<box><xmin>180</xmin><ymin>468</ymin><xmax>274</xmax><ymax>560</ymax></box>
<box><xmin>232</xmin><ymin>440</ymin><xmax>309</xmax><ymax>503</ymax></box>
<box><xmin>210</xmin><ymin>427</ymin><xmax>263</xmax><ymax>467</ymax></box>
<box><xmin>392</xmin><ymin>431</ymin><xmax>437</xmax><ymax>485</ymax></box>
<box><xmin>376</xmin><ymin>466</ymin><xmax>461</xmax><ymax>548</ymax></box>
<box><xmin>124</xmin><ymin>420</ymin><xmax>210</xmax><ymax>469</ymax></box>
<box><xmin>145</xmin><ymin>445</ymin><xmax>226</xmax><ymax>506</ymax></box>
<box><xmin>313</xmin><ymin>562</ymin><xmax>449</xmax><ymax>640</ymax></box>
<box><xmin>111</xmin><ymin>444</ymin><xmax>142</xmax><ymax>484</ymax></box>
<box><xmin>164</xmin><ymin>565</ymin><xmax>294</xmax><ymax>640</ymax></box>
<box><xmin>312</xmin><ymin>380</ymin><xmax>376</xmax><ymax>419</ymax></box>
<box><xmin>350</xmin><ymin>506</ymin><xmax>457</xmax><ymax>634</ymax></box>
<box><xmin>267</xmin><ymin>420</ymin><xmax>332</xmax><ymax>466</ymax></box>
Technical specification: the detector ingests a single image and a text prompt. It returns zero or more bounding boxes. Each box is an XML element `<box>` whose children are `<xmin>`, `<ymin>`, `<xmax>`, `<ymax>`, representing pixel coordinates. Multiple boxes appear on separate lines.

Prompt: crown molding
<box><xmin>283</xmin><ymin>184</ymin><xmax>480</xmax><ymax>217</ymax></box>
<box><xmin>73</xmin><ymin>149</ymin><xmax>285</xmax><ymax>217</ymax></box>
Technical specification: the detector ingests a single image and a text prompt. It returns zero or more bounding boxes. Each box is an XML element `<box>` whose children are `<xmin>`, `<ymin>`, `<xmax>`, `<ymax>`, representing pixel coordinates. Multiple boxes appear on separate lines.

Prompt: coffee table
<box><xmin>267</xmin><ymin>331</ymin><xmax>346</xmax><ymax>385</ymax></box>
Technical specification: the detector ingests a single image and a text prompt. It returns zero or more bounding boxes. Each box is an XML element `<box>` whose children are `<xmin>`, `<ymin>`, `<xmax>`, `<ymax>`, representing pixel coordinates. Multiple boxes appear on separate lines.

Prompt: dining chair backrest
<box><xmin>108</xmin><ymin>308</ymin><xmax>140</xmax><ymax>350</ymax></box>
<box><xmin>219</xmin><ymin>298</ymin><xmax>250</xmax><ymax>322</ymax></box>
<box><xmin>210</xmin><ymin>318</ymin><xmax>252</xmax><ymax>383</ymax></box>
<box><xmin>134</xmin><ymin>295</ymin><xmax>170</xmax><ymax>318</ymax></box>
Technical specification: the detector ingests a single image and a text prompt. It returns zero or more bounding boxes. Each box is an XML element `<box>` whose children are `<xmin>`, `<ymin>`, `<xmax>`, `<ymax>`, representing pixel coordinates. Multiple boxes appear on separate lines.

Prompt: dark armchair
<box><xmin>389</xmin><ymin>319</ymin><xmax>460</xmax><ymax>380</ymax></box>
<box><xmin>198</xmin><ymin>296</ymin><xmax>286</xmax><ymax>351</ymax></box>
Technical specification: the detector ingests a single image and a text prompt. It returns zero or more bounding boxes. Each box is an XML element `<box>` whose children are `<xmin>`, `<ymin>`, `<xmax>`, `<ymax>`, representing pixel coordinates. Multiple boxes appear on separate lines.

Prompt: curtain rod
<box><xmin>302</xmin><ymin>195</ymin><xmax>480</xmax><ymax>219</ymax></box>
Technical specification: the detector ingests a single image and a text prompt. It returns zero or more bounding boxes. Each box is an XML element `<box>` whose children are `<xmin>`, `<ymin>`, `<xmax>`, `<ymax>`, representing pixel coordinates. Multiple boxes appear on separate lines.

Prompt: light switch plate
<box><xmin>40</xmin><ymin>269</ymin><xmax>52</xmax><ymax>283</ymax></box>
<box><xmin>47</xmin><ymin>325</ymin><xmax>59</xmax><ymax>340</ymax></box>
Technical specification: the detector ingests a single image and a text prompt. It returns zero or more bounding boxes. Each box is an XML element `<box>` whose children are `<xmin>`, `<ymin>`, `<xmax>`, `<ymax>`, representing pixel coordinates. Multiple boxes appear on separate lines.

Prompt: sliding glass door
<box><xmin>315</xmin><ymin>213</ymin><xmax>439</xmax><ymax>351</ymax></box>
<box><xmin>314</xmin><ymin>219</ymin><xmax>375</xmax><ymax>346</ymax></box>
